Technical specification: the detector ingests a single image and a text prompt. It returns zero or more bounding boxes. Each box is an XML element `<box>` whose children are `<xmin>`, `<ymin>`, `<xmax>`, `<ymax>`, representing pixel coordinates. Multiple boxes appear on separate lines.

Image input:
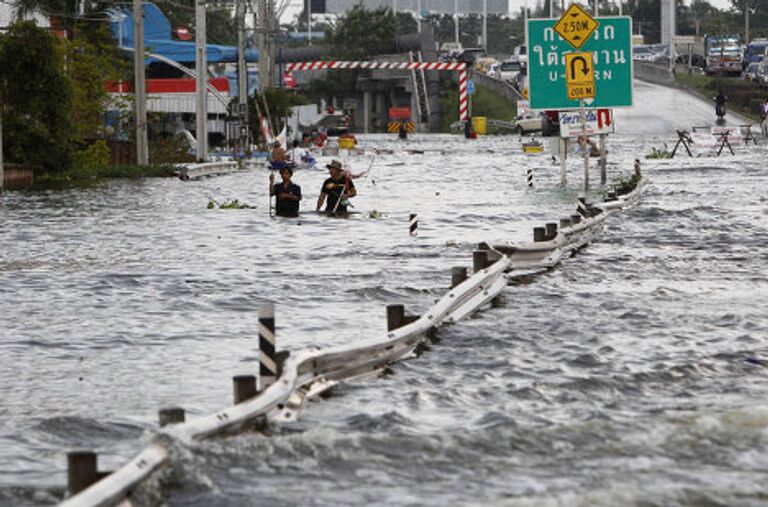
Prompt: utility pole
<box><xmin>236</xmin><ymin>0</ymin><xmax>249</xmax><ymax>147</ymax></box>
<box><xmin>454</xmin><ymin>0</ymin><xmax>459</xmax><ymax>44</ymax></box>
<box><xmin>195</xmin><ymin>0</ymin><xmax>208</xmax><ymax>161</ymax></box>
<box><xmin>256</xmin><ymin>0</ymin><xmax>272</xmax><ymax>88</ymax></box>
<box><xmin>307</xmin><ymin>0</ymin><xmax>312</xmax><ymax>46</ymax></box>
<box><xmin>745</xmin><ymin>0</ymin><xmax>750</xmax><ymax>44</ymax></box>
<box><xmin>417</xmin><ymin>0</ymin><xmax>421</xmax><ymax>32</ymax></box>
<box><xmin>482</xmin><ymin>0</ymin><xmax>487</xmax><ymax>50</ymax></box>
<box><xmin>133</xmin><ymin>0</ymin><xmax>148</xmax><ymax>165</ymax></box>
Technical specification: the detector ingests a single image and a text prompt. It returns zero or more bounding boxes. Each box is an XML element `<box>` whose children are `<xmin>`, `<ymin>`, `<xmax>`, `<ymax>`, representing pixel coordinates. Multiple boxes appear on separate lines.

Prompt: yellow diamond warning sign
<box><xmin>565</xmin><ymin>52</ymin><xmax>595</xmax><ymax>100</ymax></box>
<box><xmin>554</xmin><ymin>3</ymin><xmax>599</xmax><ymax>50</ymax></box>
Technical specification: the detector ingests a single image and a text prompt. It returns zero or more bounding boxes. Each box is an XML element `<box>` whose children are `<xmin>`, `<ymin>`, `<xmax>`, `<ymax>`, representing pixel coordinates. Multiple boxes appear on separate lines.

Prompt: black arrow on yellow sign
<box><xmin>570</xmin><ymin>55</ymin><xmax>590</xmax><ymax>78</ymax></box>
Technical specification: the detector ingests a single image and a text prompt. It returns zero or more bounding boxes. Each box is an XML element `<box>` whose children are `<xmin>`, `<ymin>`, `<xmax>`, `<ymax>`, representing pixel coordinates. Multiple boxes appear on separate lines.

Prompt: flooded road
<box><xmin>1</xmin><ymin>82</ymin><xmax>768</xmax><ymax>506</ymax></box>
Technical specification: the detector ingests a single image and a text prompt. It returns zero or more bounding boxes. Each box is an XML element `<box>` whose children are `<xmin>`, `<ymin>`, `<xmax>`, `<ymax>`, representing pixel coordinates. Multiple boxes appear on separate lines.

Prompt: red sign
<box><xmin>284</xmin><ymin>72</ymin><xmax>297</xmax><ymax>89</ymax></box>
<box><xmin>176</xmin><ymin>27</ymin><xmax>192</xmax><ymax>41</ymax></box>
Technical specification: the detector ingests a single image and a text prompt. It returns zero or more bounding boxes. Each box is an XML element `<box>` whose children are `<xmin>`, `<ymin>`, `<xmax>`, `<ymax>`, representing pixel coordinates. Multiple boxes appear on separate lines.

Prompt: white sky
<box><xmin>280</xmin><ymin>0</ymin><xmax>735</xmax><ymax>25</ymax></box>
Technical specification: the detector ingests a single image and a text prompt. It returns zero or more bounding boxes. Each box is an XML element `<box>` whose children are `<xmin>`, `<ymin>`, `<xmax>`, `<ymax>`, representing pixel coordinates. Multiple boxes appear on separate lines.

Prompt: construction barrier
<box><xmin>387</xmin><ymin>121</ymin><xmax>415</xmax><ymax>133</ymax></box>
<box><xmin>286</xmin><ymin>60</ymin><xmax>469</xmax><ymax>123</ymax></box>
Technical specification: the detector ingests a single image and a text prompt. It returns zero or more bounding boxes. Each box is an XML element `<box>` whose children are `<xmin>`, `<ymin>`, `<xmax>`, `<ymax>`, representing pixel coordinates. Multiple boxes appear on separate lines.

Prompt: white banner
<box><xmin>559</xmin><ymin>108</ymin><xmax>615</xmax><ymax>138</ymax></box>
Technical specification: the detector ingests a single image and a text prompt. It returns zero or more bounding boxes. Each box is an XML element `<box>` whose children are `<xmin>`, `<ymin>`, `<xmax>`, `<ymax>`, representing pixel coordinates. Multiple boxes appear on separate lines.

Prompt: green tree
<box><xmin>327</xmin><ymin>6</ymin><xmax>397</xmax><ymax>59</ymax></box>
<box><xmin>247</xmin><ymin>88</ymin><xmax>307</xmax><ymax>144</ymax></box>
<box><xmin>155</xmin><ymin>0</ymin><xmax>237</xmax><ymax>45</ymax></box>
<box><xmin>0</xmin><ymin>21</ymin><xmax>72</xmax><ymax>170</ymax></box>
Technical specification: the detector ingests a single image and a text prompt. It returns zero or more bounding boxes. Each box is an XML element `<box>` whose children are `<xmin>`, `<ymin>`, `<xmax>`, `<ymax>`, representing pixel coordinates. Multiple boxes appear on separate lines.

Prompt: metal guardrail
<box><xmin>59</xmin><ymin>177</ymin><xmax>646</xmax><ymax>507</ymax></box>
<box><xmin>180</xmin><ymin>161</ymin><xmax>240</xmax><ymax>180</ymax></box>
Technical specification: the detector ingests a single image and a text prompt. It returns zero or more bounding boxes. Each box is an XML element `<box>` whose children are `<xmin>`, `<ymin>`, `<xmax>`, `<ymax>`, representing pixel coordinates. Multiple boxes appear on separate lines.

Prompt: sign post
<box><xmin>528</xmin><ymin>8</ymin><xmax>632</xmax><ymax>189</ymax></box>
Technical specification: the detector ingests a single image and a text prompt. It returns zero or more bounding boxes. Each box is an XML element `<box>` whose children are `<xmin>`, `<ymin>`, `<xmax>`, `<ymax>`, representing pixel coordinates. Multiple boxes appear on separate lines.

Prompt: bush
<box><xmin>71</xmin><ymin>140</ymin><xmax>111</xmax><ymax>180</ymax></box>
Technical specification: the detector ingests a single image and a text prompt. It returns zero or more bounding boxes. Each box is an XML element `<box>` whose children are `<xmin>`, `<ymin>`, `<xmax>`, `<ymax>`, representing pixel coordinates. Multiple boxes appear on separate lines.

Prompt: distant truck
<box><xmin>742</xmin><ymin>39</ymin><xmax>768</xmax><ymax>70</ymax></box>
<box><xmin>704</xmin><ymin>35</ymin><xmax>742</xmax><ymax>76</ymax></box>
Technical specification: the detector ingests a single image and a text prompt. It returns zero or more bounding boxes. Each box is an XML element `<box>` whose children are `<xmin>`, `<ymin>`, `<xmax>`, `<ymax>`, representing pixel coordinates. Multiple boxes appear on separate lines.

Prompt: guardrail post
<box><xmin>533</xmin><ymin>227</ymin><xmax>547</xmax><ymax>242</ymax></box>
<box><xmin>606</xmin><ymin>191</ymin><xmax>617</xmax><ymax>201</ymax></box>
<box><xmin>409</xmin><ymin>212</ymin><xmax>418</xmax><ymax>236</ymax></box>
<box><xmin>259</xmin><ymin>304</ymin><xmax>277</xmax><ymax>390</ymax></box>
<box><xmin>570</xmin><ymin>213</ymin><xmax>582</xmax><ymax>224</ymax></box>
<box><xmin>233</xmin><ymin>375</ymin><xmax>258</xmax><ymax>404</ymax></box>
<box><xmin>387</xmin><ymin>304</ymin><xmax>405</xmax><ymax>331</ymax></box>
<box><xmin>491</xmin><ymin>294</ymin><xmax>506</xmax><ymax>308</ymax></box>
<box><xmin>473</xmin><ymin>250</ymin><xmax>489</xmax><ymax>272</ymax></box>
<box><xmin>67</xmin><ymin>451</ymin><xmax>98</xmax><ymax>496</ymax></box>
<box><xmin>158</xmin><ymin>407</ymin><xmax>186</xmax><ymax>427</ymax></box>
<box><xmin>577</xmin><ymin>196</ymin><xmax>588</xmax><ymax>217</ymax></box>
<box><xmin>559</xmin><ymin>217</ymin><xmax>572</xmax><ymax>229</ymax></box>
<box><xmin>451</xmin><ymin>266</ymin><xmax>468</xmax><ymax>288</ymax></box>
<box><xmin>545</xmin><ymin>222</ymin><xmax>558</xmax><ymax>240</ymax></box>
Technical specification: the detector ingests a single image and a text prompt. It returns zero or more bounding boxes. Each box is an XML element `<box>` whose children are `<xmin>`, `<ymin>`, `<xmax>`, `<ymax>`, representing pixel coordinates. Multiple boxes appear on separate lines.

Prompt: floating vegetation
<box><xmin>612</xmin><ymin>173</ymin><xmax>642</xmax><ymax>196</ymax></box>
<box><xmin>368</xmin><ymin>210</ymin><xmax>380</xmax><ymax>219</ymax></box>
<box><xmin>645</xmin><ymin>146</ymin><xmax>672</xmax><ymax>159</ymax></box>
<box><xmin>207</xmin><ymin>199</ymin><xmax>254</xmax><ymax>209</ymax></box>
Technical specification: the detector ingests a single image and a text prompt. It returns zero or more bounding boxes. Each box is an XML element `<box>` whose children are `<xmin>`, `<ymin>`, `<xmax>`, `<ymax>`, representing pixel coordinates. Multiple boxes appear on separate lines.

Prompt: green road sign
<box><xmin>527</xmin><ymin>16</ymin><xmax>633</xmax><ymax>110</ymax></box>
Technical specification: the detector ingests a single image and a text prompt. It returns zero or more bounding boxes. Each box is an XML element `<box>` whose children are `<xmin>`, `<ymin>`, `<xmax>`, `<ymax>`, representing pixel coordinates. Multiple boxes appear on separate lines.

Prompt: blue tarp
<box><xmin>109</xmin><ymin>3</ymin><xmax>258</xmax><ymax>64</ymax></box>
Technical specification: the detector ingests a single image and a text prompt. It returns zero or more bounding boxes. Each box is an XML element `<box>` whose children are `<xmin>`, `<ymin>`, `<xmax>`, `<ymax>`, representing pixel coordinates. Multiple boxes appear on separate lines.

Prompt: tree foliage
<box><xmin>247</xmin><ymin>88</ymin><xmax>308</xmax><ymax>144</ymax></box>
<box><xmin>155</xmin><ymin>0</ymin><xmax>237</xmax><ymax>45</ymax></box>
<box><xmin>0</xmin><ymin>21</ymin><xmax>72</xmax><ymax>170</ymax></box>
<box><xmin>327</xmin><ymin>6</ymin><xmax>397</xmax><ymax>59</ymax></box>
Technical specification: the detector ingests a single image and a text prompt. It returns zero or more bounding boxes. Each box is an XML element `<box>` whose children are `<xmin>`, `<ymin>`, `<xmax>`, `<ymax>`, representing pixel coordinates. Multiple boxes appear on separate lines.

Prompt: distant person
<box><xmin>269</xmin><ymin>167</ymin><xmax>301</xmax><ymax>217</ymax></box>
<box><xmin>759</xmin><ymin>98</ymin><xmax>768</xmax><ymax>136</ymax></box>
<box><xmin>288</xmin><ymin>139</ymin><xmax>315</xmax><ymax>168</ymax></box>
<box><xmin>714</xmin><ymin>91</ymin><xmax>727</xmax><ymax>120</ymax></box>
<box><xmin>316</xmin><ymin>159</ymin><xmax>356</xmax><ymax>215</ymax></box>
<box><xmin>398</xmin><ymin>122</ymin><xmax>408</xmax><ymax>139</ymax></box>
<box><xmin>269</xmin><ymin>141</ymin><xmax>290</xmax><ymax>170</ymax></box>
<box><xmin>577</xmin><ymin>135</ymin><xmax>600</xmax><ymax>157</ymax></box>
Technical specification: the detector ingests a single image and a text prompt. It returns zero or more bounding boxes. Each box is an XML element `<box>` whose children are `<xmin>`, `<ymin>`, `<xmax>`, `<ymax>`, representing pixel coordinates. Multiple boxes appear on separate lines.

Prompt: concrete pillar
<box><xmin>233</xmin><ymin>375</ymin><xmax>258</xmax><ymax>404</ymax></box>
<box><xmin>387</xmin><ymin>304</ymin><xmax>405</xmax><ymax>331</ymax></box>
<box><xmin>451</xmin><ymin>266</ymin><xmax>468</xmax><ymax>288</ymax></box>
<box><xmin>473</xmin><ymin>250</ymin><xmax>489</xmax><ymax>272</ymax></box>
<box><xmin>599</xmin><ymin>134</ymin><xmax>607</xmax><ymax>185</ymax></box>
<box><xmin>67</xmin><ymin>451</ymin><xmax>98</xmax><ymax>496</ymax></box>
<box><xmin>158</xmin><ymin>407</ymin><xmax>185</xmax><ymax>427</ymax></box>
<box><xmin>363</xmin><ymin>91</ymin><xmax>371</xmax><ymax>134</ymax></box>
<box><xmin>559</xmin><ymin>138</ymin><xmax>567</xmax><ymax>186</ymax></box>
<box><xmin>545</xmin><ymin>222</ymin><xmax>558</xmax><ymax>240</ymax></box>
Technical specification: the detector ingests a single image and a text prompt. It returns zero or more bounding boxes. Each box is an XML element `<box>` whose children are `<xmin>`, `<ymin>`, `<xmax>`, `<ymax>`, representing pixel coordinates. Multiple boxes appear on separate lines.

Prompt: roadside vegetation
<box><xmin>675</xmin><ymin>73</ymin><xmax>768</xmax><ymax>121</ymax></box>
<box><xmin>438</xmin><ymin>80</ymin><xmax>517</xmax><ymax>133</ymax></box>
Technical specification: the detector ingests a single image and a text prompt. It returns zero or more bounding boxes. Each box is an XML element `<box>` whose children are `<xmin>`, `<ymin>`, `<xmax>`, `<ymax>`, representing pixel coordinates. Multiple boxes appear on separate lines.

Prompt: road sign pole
<box><xmin>559</xmin><ymin>138</ymin><xmax>567</xmax><ymax>186</ymax></box>
<box><xmin>599</xmin><ymin>133</ymin><xmax>607</xmax><ymax>185</ymax></box>
<box><xmin>581</xmin><ymin>99</ymin><xmax>589</xmax><ymax>191</ymax></box>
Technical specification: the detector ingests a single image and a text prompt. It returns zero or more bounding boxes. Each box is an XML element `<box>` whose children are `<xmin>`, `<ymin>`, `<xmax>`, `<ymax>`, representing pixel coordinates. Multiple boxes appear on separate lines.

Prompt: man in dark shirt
<box><xmin>316</xmin><ymin>159</ymin><xmax>356</xmax><ymax>215</ymax></box>
<box><xmin>269</xmin><ymin>167</ymin><xmax>301</xmax><ymax>217</ymax></box>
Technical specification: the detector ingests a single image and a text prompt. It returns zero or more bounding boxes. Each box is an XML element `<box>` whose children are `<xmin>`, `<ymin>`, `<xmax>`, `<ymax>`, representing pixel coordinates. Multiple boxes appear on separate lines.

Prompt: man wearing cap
<box><xmin>316</xmin><ymin>159</ymin><xmax>356</xmax><ymax>215</ymax></box>
<box><xmin>270</xmin><ymin>167</ymin><xmax>302</xmax><ymax>217</ymax></box>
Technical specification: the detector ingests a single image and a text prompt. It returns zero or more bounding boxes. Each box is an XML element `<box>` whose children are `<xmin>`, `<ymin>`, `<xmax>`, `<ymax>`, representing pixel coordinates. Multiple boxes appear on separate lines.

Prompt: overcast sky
<box><xmin>280</xmin><ymin>0</ymin><xmax>735</xmax><ymax>25</ymax></box>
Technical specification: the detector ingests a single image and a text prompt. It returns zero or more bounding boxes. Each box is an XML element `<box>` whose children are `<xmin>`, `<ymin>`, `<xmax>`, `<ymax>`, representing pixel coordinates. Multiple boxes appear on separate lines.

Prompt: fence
<box><xmin>59</xmin><ymin>176</ymin><xmax>646</xmax><ymax>507</ymax></box>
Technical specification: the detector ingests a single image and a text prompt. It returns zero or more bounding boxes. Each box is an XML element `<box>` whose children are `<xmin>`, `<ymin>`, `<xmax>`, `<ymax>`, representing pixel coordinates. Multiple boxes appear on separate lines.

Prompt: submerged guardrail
<box><xmin>59</xmin><ymin>173</ymin><xmax>646</xmax><ymax>507</ymax></box>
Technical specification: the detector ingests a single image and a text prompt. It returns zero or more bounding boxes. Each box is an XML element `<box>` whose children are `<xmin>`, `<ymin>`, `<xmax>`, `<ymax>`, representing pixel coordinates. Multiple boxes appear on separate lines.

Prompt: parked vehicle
<box><xmin>743</xmin><ymin>62</ymin><xmax>762</xmax><ymax>81</ymax></box>
<box><xmin>474</xmin><ymin>57</ymin><xmax>500</xmax><ymax>75</ymax></box>
<box><xmin>705</xmin><ymin>35</ymin><xmax>742</xmax><ymax>76</ymax></box>
<box><xmin>753</xmin><ymin>64</ymin><xmax>768</xmax><ymax>89</ymax></box>
<box><xmin>513</xmin><ymin>45</ymin><xmax>527</xmax><ymax>65</ymax></box>
<box><xmin>499</xmin><ymin>59</ymin><xmax>523</xmax><ymax>83</ymax></box>
<box><xmin>457</xmin><ymin>48</ymin><xmax>486</xmax><ymax>64</ymax></box>
<box><xmin>742</xmin><ymin>39</ymin><xmax>768</xmax><ymax>70</ymax></box>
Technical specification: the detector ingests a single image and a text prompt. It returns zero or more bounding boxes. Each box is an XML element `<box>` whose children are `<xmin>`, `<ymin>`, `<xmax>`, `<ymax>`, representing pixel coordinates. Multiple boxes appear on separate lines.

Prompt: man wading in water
<box><xmin>316</xmin><ymin>159</ymin><xmax>356</xmax><ymax>215</ymax></box>
<box><xmin>269</xmin><ymin>167</ymin><xmax>302</xmax><ymax>217</ymax></box>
